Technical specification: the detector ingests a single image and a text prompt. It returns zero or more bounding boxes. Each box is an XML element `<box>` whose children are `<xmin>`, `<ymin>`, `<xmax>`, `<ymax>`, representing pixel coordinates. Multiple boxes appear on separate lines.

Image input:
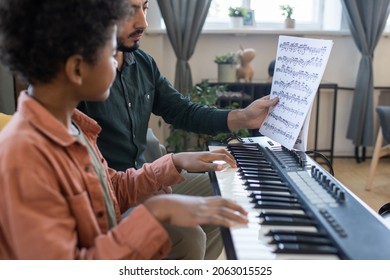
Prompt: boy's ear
<box><xmin>65</xmin><ymin>55</ymin><xmax>84</xmax><ymax>85</ymax></box>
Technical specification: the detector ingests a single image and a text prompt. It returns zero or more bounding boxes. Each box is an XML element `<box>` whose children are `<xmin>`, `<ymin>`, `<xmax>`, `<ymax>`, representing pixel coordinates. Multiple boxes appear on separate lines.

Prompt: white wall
<box><xmin>142</xmin><ymin>31</ymin><xmax>390</xmax><ymax>157</ymax></box>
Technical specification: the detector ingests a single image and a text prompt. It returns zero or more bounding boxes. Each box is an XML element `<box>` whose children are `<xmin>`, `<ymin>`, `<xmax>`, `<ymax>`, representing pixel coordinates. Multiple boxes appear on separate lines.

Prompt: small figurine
<box><xmin>236</xmin><ymin>46</ymin><xmax>256</xmax><ymax>82</ymax></box>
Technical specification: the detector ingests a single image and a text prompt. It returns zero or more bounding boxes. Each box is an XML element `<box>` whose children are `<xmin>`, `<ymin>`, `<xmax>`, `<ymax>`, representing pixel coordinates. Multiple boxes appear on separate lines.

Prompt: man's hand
<box><xmin>227</xmin><ymin>95</ymin><xmax>279</xmax><ymax>131</ymax></box>
<box><xmin>172</xmin><ymin>149</ymin><xmax>236</xmax><ymax>172</ymax></box>
<box><xmin>143</xmin><ymin>194</ymin><xmax>248</xmax><ymax>228</ymax></box>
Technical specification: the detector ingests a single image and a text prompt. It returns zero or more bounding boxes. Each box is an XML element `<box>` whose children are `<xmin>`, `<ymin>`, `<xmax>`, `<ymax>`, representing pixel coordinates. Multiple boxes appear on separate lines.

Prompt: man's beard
<box><xmin>117</xmin><ymin>40</ymin><xmax>140</xmax><ymax>53</ymax></box>
<box><xmin>117</xmin><ymin>29</ymin><xmax>143</xmax><ymax>53</ymax></box>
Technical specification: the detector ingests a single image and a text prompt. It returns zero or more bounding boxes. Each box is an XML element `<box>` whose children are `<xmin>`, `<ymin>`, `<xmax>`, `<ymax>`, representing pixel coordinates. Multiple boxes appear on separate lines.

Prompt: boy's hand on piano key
<box><xmin>143</xmin><ymin>194</ymin><xmax>248</xmax><ymax>228</ymax></box>
<box><xmin>172</xmin><ymin>149</ymin><xmax>236</xmax><ymax>173</ymax></box>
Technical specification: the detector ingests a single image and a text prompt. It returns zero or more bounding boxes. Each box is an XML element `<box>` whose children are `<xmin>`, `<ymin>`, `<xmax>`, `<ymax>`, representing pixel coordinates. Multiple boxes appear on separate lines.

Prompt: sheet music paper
<box><xmin>259</xmin><ymin>35</ymin><xmax>333</xmax><ymax>150</ymax></box>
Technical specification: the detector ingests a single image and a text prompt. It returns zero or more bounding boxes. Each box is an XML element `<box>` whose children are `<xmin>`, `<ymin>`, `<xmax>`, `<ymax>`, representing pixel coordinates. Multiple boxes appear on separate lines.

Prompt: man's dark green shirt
<box><xmin>78</xmin><ymin>49</ymin><xmax>230</xmax><ymax>171</ymax></box>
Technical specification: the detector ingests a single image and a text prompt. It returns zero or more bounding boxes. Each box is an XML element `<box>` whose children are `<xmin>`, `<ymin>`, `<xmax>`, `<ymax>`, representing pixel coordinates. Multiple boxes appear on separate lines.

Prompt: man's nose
<box><xmin>134</xmin><ymin>9</ymin><xmax>148</xmax><ymax>29</ymax></box>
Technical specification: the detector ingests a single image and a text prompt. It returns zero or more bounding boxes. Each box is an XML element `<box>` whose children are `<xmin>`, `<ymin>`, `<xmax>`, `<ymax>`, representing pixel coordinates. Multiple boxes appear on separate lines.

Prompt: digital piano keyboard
<box><xmin>207</xmin><ymin>136</ymin><xmax>390</xmax><ymax>260</ymax></box>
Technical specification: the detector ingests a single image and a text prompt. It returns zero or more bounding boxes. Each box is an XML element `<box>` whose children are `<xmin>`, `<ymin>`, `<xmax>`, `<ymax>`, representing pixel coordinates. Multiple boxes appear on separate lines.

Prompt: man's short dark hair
<box><xmin>0</xmin><ymin>0</ymin><xmax>131</xmax><ymax>84</ymax></box>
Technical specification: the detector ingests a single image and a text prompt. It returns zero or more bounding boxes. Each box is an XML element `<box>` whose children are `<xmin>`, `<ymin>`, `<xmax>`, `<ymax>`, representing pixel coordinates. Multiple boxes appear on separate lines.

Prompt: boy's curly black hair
<box><xmin>0</xmin><ymin>0</ymin><xmax>132</xmax><ymax>84</ymax></box>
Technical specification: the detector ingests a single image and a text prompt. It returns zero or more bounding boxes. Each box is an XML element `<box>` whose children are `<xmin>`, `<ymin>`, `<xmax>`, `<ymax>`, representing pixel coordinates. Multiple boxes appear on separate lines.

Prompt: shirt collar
<box><xmin>123</xmin><ymin>52</ymin><xmax>135</xmax><ymax>65</ymax></box>
<box><xmin>17</xmin><ymin>91</ymin><xmax>101</xmax><ymax>146</ymax></box>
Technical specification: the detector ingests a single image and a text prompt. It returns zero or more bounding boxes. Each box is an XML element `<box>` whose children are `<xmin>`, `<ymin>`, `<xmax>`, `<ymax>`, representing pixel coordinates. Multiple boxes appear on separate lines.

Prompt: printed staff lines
<box><xmin>277</xmin><ymin>102</ymin><xmax>305</xmax><ymax>117</ymax></box>
<box><xmin>272</xmin><ymin>90</ymin><xmax>309</xmax><ymax>106</ymax></box>
<box><xmin>262</xmin><ymin>122</ymin><xmax>294</xmax><ymax>141</ymax></box>
<box><xmin>275</xmin><ymin>65</ymin><xmax>318</xmax><ymax>82</ymax></box>
<box><xmin>273</xmin><ymin>79</ymin><xmax>312</xmax><ymax>95</ymax></box>
<box><xmin>269</xmin><ymin>111</ymin><xmax>300</xmax><ymax>129</ymax></box>
<box><xmin>279</xmin><ymin>41</ymin><xmax>328</xmax><ymax>56</ymax></box>
<box><xmin>277</xmin><ymin>56</ymin><xmax>323</xmax><ymax>68</ymax></box>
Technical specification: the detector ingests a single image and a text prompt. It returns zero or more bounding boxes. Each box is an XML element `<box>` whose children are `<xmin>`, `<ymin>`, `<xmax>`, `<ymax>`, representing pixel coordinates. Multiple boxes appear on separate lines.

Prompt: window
<box><xmin>251</xmin><ymin>0</ymin><xmax>320</xmax><ymax>24</ymax></box>
<box><xmin>205</xmin><ymin>0</ymin><xmax>326</xmax><ymax>30</ymax></box>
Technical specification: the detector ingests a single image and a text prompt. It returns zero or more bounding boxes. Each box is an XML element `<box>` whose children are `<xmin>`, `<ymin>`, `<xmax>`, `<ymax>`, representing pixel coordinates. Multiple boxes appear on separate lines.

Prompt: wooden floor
<box><xmin>322</xmin><ymin>157</ymin><xmax>390</xmax><ymax>213</ymax></box>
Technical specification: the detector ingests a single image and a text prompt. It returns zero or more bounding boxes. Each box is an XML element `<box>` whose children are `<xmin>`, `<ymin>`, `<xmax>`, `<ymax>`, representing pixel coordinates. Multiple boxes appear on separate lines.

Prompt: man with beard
<box><xmin>78</xmin><ymin>0</ymin><xmax>278</xmax><ymax>260</ymax></box>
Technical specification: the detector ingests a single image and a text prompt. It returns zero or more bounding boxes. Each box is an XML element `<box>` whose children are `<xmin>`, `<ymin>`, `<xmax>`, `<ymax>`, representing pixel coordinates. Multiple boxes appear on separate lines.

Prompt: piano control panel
<box><xmin>208</xmin><ymin>136</ymin><xmax>390</xmax><ymax>260</ymax></box>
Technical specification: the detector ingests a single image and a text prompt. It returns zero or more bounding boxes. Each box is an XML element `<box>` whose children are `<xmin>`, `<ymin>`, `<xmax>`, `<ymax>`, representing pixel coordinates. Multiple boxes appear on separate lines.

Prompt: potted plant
<box><xmin>228</xmin><ymin>6</ymin><xmax>248</xmax><ymax>28</ymax></box>
<box><xmin>166</xmin><ymin>81</ymin><xmax>249</xmax><ymax>152</ymax></box>
<box><xmin>214</xmin><ymin>52</ymin><xmax>238</xmax><ymax>83</ymax></box>
<box><xmin>280</xmin><ymin>4</ymin><xmax>295</xmax><ymax>28</ymax></box>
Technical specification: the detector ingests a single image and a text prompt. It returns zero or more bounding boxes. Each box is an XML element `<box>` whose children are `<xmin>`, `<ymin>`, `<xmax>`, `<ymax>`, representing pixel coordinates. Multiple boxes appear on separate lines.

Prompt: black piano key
<box><xmin>233</xmin><ymin>154</ymin><xmax>264</xmax><ymax>159</ymax></box>
<box><xmin>274</xmin><ymin>243</ymin><xmax>338</xmax><ymax>255</ymax></box>
<box><xmin>271</xmin><ymin>234</ymin><xmax>333</xmax><ymax>245</ymax></box>
<box><xmin>239</xmin><ymin>166</ymin><xmax>275</xmax><ymax>172</ymax></box>
<box><xmin>240</xmin><ymin>170</ymin><xmax>276</xmax><ymax>175</ymax></box>
<box><xmin>235</xmin><ymin>158</ymin><xmax>267</xmax><ymax>163</ymax></box>
<box><xmin>238</xmin><ymin>163</ymin><xmax>272</xmax><ymax>169</ymax></box>
<box><xmin>259</xmin><ymin>212</ymin><xmax>309</xmax><ymax>219</ymax></box>
<box><xmin>236</xmin><ymin>158</ymin><xmax>269</xmax><ymax>164</ymax></box>
<box><xmin>228</xmin><ymin>143</ymin><xmax>258</xmax><ymax>148</ymax></box>
<box><xmin>245</xmin><ymin>179</ymin><xmax>287</xmax><ymax>186</ymax></box>
<box><xmin>266</xmin><ymin>229</ymin><xmax>327</xmax><ymax>238</ymax></box>
<box><xmin>228</xmin><ymin>146</ymin><xmax>260</xmax><ymax>151</ymax></box>
<box><xmin>249</xmin><ymin>191</ymin><xmax>293</xmax><ymax>198</ymax></box>
<box><xmin>233</xmin><ymin>151</ymin><xmax>265</xmax><ymax>156</ymax></box>
<box><xmin>233</xmin><ymin>153</ymin><xmax>262</xmax><ymax>156</ymax></box>
<box><xmin>261</xmin><ymin>216</ymin><xmax>315</xmax><ymax>226</ymax></box>
<box><xmin>239</xmin><ymin>165</ymin><xmax>276</xmax><ymax>171</ymax></box>
<box><xmin>234</xmin><ymin>156</ymin><xmax>264</xmax><ymax>160</ymax></box>
<box><xmin>252</xmin><ymin>195</ymin><xmax>298</xmax><ymax>203</ymax></box>
<box><xmin>254</xmin><ymin>201</ymin><xmax>302</xmax><ymax>210</ymax></box>
<box><xmin>239</xmin><ymin>169</ymin><xmax>278</xmax><ymax>176</ymax></box>
<box><xmin>241</xmin><ymin>174</ymin><xmax>282</xmax><ymax>181</ymax></box>
<box><xmin>245</xmin><ymin>184</ymin><xmax>290</xmax><ymax>192</ymax></box>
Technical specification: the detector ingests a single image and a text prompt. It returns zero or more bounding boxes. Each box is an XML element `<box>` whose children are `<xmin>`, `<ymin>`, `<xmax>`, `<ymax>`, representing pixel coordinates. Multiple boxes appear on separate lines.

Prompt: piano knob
<box><xmin>325</xmin><ymin>178</ymin><xmax>330</xmax><ymax>189</ymax></box>
<box><xmin>334</xmin><ymin>186</ymin><xmax>341</xmax><ymax>198</ymax></box>
<box><xmin>317</xmin><ymin>171</ymin><xmax>323</xmax><ymax>182</ymax></box>
<box><xmin>328</xmin><ymin>182</ymin><xmax>334</xmax><ymax>191</ymax></box>
<box><xmin>322</xmin><ymin>176</ymin><xmax>330</xmax><ymax>189</ymax></box>
<box><xmin>337</xmin><ymin>191</ymin><xmax>346</xmax><ymax>203</ymax></box>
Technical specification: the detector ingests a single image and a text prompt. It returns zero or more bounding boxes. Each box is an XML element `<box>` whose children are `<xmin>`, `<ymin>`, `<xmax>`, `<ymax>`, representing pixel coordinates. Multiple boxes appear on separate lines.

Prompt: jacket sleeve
<box><xmin>0</xmin><ymin>164</ymin><xmax>171</xmax><ymax>260</ymax></box>
<box><xmin>107</xmin><ymin>153</ymin><xmax>185</xmax><ymax>213</ymax></box>
<box><xmin>142</xmin><ymin>52</ymin><xmax>231</xmax><ymax>135</ymax></box>
<box><xmin>78</xmin><ymin>205</ymin><xmax>172</xmax><ymax>260</ymax></box>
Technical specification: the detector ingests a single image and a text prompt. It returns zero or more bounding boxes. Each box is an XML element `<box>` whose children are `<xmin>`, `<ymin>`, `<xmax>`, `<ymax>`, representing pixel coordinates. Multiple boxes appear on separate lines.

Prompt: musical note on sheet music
<box><xmin>259</xmin><ymin>36</ymin><xmax>333</xmax><ymax>150</ymax></box>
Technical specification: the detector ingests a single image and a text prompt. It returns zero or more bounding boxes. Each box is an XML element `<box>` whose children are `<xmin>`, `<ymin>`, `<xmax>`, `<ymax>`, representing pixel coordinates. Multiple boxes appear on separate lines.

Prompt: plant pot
<box><xmin>230</xmin><ymin>17</ymin><xmax>243</xmax><ymax>28</ymax></box>
<box><xmin>218</xmin><ymin>64</ymin><xmax>237</xmax><ymax>83</ymax></box>
<box><xmin>284</xmin><ymin>18</ymin><xmax>295</xmax><ymax>29</ymax></box>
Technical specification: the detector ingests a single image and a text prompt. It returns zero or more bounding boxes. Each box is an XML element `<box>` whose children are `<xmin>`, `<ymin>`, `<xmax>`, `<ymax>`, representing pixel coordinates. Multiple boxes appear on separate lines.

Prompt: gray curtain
<box><xmin>341</xmin><ymin>0</ymin><xmax>390</xmax><ymax>147</ymax></box>
<box><xmin>157</xmin><ymin>0</ymin><xmax>211</xmax><ymax>93</ymax></box>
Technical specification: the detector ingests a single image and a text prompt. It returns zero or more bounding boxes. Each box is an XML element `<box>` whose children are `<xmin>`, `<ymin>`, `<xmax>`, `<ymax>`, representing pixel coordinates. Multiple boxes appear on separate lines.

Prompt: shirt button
<box><xmin>96</xmin><ymin>211</ymin><xmax>104</xmax><ymax>218</ymax></box>
<box><xmin>128</xmin><ymin>102</ymin><xmax>131</xmax><ymax>108</ymax></box>
<box><xmin>85</xmin><ymin>165</ymin><xmax>91</xmax><ymax>172</ymax></box>
<box><xmin>147</xmin><ymin>94</ymin><xmax>150</xmax><ymax>100</ymax></box>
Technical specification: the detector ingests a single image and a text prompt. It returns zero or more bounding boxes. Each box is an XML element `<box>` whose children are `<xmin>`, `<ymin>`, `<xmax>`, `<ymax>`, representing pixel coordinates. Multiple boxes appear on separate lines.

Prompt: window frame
<box><xmin>203</xmin><ymin>0</ymin><xmax>333</xmax><ymax>31</ymax></box>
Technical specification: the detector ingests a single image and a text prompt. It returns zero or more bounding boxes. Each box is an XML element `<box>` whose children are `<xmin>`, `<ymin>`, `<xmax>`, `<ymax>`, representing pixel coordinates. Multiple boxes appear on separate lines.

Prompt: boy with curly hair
<box><xmin>0</xmin><ymin>0</ymin><xmax>247</xmax><ymax>260</ymax></box>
